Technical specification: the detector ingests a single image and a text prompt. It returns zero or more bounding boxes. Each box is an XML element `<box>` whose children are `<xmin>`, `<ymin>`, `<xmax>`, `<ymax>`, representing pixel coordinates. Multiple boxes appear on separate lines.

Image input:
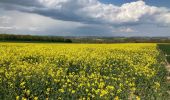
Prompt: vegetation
<box><xmin>0</xmin><ymin>34</ymin><xmax>72</xmax><ymax>43</ymax></box>
<box><xmin>1</xmin><ymin>34</ymin><xmax>170</xmax><ymax>43</ymax></box>
<box><xmin>0</xmin><ymin>43</ymin><xmax>168</xmax><ymax>99</ymax></box>
<box><xmin>71</xmin><ymin>37</ymin><xmax>170</xmax><ymax>43</ymax></box>
<box><xmin>158</xmin><ymin>44</ymin><xmax>170</xmax><ymax>63</ymax></box>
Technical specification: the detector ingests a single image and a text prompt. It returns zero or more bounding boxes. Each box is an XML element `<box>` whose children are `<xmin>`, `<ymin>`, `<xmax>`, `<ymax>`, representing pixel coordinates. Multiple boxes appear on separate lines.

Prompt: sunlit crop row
<box><xmin>0</xmin><ymin>43</ymin><xmax>168</xmax><ymax>99</ymax></box>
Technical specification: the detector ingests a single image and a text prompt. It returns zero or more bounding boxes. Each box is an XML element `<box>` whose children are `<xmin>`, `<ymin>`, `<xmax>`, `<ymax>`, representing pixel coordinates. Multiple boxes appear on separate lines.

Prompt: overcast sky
<box><xmin>0</xmin><ymin>0</ymin><xmax>170</xmax><ymax>37</ymax></box>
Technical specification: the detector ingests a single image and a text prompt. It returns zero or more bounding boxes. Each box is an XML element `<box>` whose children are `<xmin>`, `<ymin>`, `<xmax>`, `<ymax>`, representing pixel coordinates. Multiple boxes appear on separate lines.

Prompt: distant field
<box><xmin>0</xmin><ymin>43</ymin><xmax>168</xmax><ymax>99</ymax></box>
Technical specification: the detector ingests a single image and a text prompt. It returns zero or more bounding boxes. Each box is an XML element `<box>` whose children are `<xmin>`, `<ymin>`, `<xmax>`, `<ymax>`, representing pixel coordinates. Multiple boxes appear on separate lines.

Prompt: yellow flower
<box><xmin>26</xmin><ymin>90</ymin><xmax>30</xmax><ymax>96</ymax></box>
<box><xmin>99</xmin><ymin>82</ymin><xmax>105</xmax><ymax>88</ymax></box>
<box><xmin>0</xmin><ymin>43</ymin><xmax>165</xmax><ymax>99</ymax></box>
<box><xmin>22</xmin><ymin>97</ymin><xmax>27</xmax><ymax>100</ymax></box>
<box><xmin>71</xmin><ymin>90</ymin><xmax>76</xmax><ymax>94</ymax></box>
<box><xmin>47</xmin><ymin>88</ymin><xmax>51</xmax><ymax>92</ymax></box>
<box><xmin>34</xmin><ymin>97</ymin><xmax>38</xmax><ymax>100</ymax></box>
<box><xmin>106</xmin><ymin>86</ymin><xmax>115</xmax><ymax>91</ymax></box>
<box><xmin>100</xmin><ymin>89</ymin><xmax>108</xmax><ymax>97</ymax></box>
<box><xmin>114</xmin><ymin>96</ymin><xmax>119</xmax><ymax>100</ymax></box>
<box><xmin>86</xmin><ymin>89</ymin><xmax>89</xmax><ymax>92</ymax></box>
<box><xmin>20</xmin><ymin>82</ymin><xmax>26</xmax><ymax>89</ymax></box>
<box><xmin>16</xmin><ymin>96</ymin><xmax>19</xmax><ymax>100</ymax></box>
<box><xmin>154</xmin><ymin>82</ymin><xmax>160</xmax><ymax>90</ymax></box>
<box><xmin>59</xmin><ymin>89</ymin><xmax>64</xmax><ymax>93</ymax></box>
<box><xmin>136</xmin><ymin>96</ymin><xmax>141</xmax><ymax>100</ymax></box>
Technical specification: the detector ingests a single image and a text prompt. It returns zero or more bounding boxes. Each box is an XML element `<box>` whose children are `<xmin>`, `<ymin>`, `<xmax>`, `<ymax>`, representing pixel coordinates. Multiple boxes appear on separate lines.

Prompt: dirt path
<box><xmin>166</xmin><ymin>64</ymin><xmax>170</xmax><ymax>82</ymax></box>
<box><xmin>165</xmin><ymin>64</ymin><xmax>170</xmax><ymax>97</ymax></box>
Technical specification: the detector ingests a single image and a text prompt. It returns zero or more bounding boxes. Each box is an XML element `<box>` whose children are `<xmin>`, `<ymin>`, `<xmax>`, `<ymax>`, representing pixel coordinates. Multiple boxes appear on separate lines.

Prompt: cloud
<box><xmin>0</xmin><ymin>0</ymin><xmax>170</xmax><ymax>37</ymax></box>
<box><xmin>0</xmin><ymin>26</ymin><xmax>17</xmax><ymax>30</ymax></box>
<box><xmin>0</xmin><ymin>16</ymin><xmax>11</xmax><ymax>24</ymax></box>
<box><xmin>119</xmin><ymin>27</ymin><xmax>135</xmax><ymax>33</ymax></box>
<box><xmin>0</xmin><ymin>9</ymin><xmax>84</xmax><ymax>35</ymax></box>
<box><xmin>0</xmin><ymin>0</ymin><xmax>170</xmax><ymax>26</ymax></box>
<box><xmin>112</xmin><ymin>27</ymin><xmax>136</xmax><ymax>33</ymax></box>
<box><xmin>0</xmin><ymin>25</ymin><xmax>40</xmax><ymax>32</ymax></box>
<box><xmin>0</xmin><ymin>0</ymin><xmax>42</xmax><ymax>7</ymax></box>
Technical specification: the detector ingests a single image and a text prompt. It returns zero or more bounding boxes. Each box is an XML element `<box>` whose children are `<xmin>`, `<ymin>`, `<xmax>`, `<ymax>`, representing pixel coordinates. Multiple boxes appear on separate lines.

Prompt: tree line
<box><xmin>0</xmin><ymin>34</ymin><xmax>170</xmax><ymax>43</ymax></box>
<box><xmin>71</xmin><ymin>37</ymin><xmax>170</xmax><ymax>43</ymax></box>
<box><xmin>0</xmin><ymin>34</ymin><xmax>72</xmax><ymax>43</ymax></box>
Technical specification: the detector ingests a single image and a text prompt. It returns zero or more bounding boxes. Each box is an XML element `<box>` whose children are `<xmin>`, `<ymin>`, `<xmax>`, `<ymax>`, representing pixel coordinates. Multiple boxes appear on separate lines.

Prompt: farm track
<box><xmin>166</xmin><ymin>63</ymin><xmax>170</xmax><ymax>96</ymax></box>
<box><xmin>165</xmin><ymin>55</ymin><xmax>170</xmax><ymax>81</ymax></box>
<box><xmin>167</xmin><ymin>64</ymin><xmax>170</xmax><ymax>81</ymax></box>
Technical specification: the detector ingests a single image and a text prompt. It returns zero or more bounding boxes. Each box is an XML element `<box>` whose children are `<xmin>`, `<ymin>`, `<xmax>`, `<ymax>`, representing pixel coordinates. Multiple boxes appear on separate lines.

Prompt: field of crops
<box><xmin>0</xmin><ymin>43</ymin><xmax>168</xmax><ymax>100</ymax></box>
<box><xmin>158</xmin><ymin>44</ymin><xmax>170</xmax><ymax>63</ymax></box>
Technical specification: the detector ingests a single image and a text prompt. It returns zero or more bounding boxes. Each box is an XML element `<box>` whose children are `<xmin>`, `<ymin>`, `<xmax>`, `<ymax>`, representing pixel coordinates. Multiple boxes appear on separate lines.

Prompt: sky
<box><xmin>0</xmin><ymin>0</ymin><xmax>170</xmax><ymax>37</ymax></box>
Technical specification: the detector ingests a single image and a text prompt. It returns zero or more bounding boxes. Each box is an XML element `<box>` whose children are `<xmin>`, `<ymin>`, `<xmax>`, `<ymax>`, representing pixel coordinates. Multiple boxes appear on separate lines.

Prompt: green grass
<box><xmin>158</xmin><ymin>44</ymin><xmax>170</xmax><ymax>63</ymax></box>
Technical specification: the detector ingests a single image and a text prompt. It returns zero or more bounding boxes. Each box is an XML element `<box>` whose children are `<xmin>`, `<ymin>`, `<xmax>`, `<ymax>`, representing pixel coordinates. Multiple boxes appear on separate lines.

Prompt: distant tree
<box><xmin>0</xmin><ymin>34</ymin><xmax>73</xmax><ymax>43</ymax></box>
<box><xmin>65</xmin><ymin>39</ymin><xmax>72</xmax><ymax>43</ymax></box>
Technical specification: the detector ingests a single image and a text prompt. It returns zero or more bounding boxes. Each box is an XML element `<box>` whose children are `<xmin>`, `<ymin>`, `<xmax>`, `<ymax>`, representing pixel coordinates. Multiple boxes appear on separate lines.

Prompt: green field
<box><xmin>158</xmin><ymin>44</ymin><xmax>170</xmax><ymax>63</ymax></box>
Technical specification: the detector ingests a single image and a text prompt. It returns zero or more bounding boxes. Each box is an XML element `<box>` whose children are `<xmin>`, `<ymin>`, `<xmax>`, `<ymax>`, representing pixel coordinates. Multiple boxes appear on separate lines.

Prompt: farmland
<box><xmin>0</xmin><ymin>43</ymin><xmax>169</xmax><ymax>100</ymax></box>
<box><xmin>158</xmin><ymin>44</ymin><xmax>170</xmax><ymax>63</ymax></box>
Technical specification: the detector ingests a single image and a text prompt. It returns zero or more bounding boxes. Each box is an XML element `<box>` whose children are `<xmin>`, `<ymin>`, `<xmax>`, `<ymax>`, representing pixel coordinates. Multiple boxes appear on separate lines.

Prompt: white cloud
<box><xmin>112</xmin><ymin>27</ymin><xmax>136</xmax><ymax>33</ymax></box>
<box><xmin>119</xmin><ymin>27</ymin><xmax>135</xmax><ymax>33</ymax></box>
<box><xmin>0</xmin><ymin>26</ymin><xmax>17</xmax><ymax>30</ymax></box>
<box><xmin>0</xmin><ymin>25</ymin><xmax>40</xmax><ymax>31</ymax></box>
<box><xmin>0</xmin><ymin>16</ymin><xmax>11</xmax><ymax>24</ymax></box>
<box><xmin>80</xmin><ymin>1</ymin><xmax>170</xmax><ymax>25</ymax></box>
<box><xmin>155</xmin><ymin>12</ymin><xmax>170</xmax><ymax>25</ymax></box>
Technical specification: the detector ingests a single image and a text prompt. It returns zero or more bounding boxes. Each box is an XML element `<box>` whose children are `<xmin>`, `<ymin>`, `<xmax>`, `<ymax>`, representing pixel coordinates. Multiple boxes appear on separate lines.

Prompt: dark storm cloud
<box><xmin>0</xmin><ymin>1</ymin><xmax>98</xmax><ymax>24</ymax></box>
<box><xmin>0</xmin><ymin>0</ymin><xmax>42</xmax><ymax>7</ymax></box>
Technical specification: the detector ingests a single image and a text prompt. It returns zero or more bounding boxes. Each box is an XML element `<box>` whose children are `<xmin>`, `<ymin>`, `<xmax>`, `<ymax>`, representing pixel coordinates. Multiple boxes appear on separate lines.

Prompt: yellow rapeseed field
<box><xmin>0</xmin><ymin>43</ymin><xmax>168</xmax><ymax>99</ymax></box>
